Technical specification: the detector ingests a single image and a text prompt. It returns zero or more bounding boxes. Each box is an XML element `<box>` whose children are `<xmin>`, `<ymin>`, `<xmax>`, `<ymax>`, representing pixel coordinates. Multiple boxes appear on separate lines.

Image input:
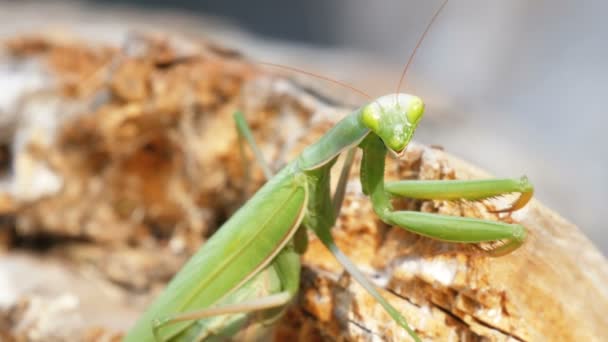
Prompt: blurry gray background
<box><xmin>1</xmin><ymin>0</ymin><xmax>606</xmax><ymax>254</ymax></box>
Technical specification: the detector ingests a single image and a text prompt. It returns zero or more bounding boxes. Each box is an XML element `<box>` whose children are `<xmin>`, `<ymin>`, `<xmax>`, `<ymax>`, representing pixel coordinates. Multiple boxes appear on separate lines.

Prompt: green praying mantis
<box><xmin>125</xmin><ymin>1</ymin><xmax>534</xmax><ymax>341</ymax></box>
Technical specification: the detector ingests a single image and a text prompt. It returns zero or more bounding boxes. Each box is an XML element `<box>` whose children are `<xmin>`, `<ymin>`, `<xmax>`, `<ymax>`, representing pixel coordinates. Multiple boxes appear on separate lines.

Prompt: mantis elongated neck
<box><xmin>297</xmin><ymin>107</ymin><xmax>370</xmax><ymax>171</ymax></box>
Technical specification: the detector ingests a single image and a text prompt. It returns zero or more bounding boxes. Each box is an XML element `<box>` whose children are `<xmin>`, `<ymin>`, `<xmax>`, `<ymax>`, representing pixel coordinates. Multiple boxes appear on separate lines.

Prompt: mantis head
<box><xmin>361</xmin><ymin>93</ymin><xmax>424</xmax><ymax>155</ymax></box>
<box><xmin>360</xmin><ymin>0</ymin><xmax>445</xmax><ymax>156</ymax></box>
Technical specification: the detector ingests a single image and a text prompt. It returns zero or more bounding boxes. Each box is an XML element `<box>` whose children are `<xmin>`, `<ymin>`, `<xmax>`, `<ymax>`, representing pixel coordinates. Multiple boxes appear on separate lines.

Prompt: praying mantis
<box><xmin>124</xmin><ymin>1</ymin><xmax>534</xmax><ymax>341</ymax></box>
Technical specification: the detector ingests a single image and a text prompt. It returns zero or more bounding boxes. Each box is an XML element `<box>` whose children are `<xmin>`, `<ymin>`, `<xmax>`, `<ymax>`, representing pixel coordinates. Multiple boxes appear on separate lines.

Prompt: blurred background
<box><xmin>1</xmin><ymin>0</ymin><xmax>606</xmax><ymax>254</ymax></box>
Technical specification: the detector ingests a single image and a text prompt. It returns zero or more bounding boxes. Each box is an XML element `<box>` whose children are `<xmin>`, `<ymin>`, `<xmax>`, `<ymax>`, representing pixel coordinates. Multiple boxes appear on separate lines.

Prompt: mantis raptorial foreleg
<box><xmin>361</xmin><ymin>135</ymin><xmax>529</xmax><ymax>256</ymax></box>
<box><xmin>385</xmin><ymin>177</ymin><xmax>534</xmax><ymax>213</ymax></box>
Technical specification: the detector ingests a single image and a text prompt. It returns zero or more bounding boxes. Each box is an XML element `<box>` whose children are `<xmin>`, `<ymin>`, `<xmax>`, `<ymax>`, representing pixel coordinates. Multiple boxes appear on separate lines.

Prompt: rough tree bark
<box><xmin>0</xmin><ymin>32</ymin><xmax>605</xmax><ymax>342</ymax></box>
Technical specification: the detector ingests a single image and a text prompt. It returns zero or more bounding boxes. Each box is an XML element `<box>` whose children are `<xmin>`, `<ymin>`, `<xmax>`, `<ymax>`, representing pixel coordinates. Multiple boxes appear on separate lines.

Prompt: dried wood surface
<box><xmin>0</xmin><ymin>33</ymin><xmax>605</xmax><ymax>342</ymax></box>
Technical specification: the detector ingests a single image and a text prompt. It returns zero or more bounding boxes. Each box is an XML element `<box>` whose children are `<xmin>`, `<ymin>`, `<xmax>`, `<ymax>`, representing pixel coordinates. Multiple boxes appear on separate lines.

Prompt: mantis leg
<box><xmin>361</xmin><ymin>136</ymin><xmax>530</xmax><ymax>256</ymax></box>
<box><xmin>152</xmin><ymin>246</ymin><xmax>300</xmax><ymax>341</ymax></box>
<box><xmin>234</xmin><ymin>111</ymin><xmax>273</xmax><ymax>180</ymax></box>
<box><xmin>385</xmin><ymin>177</ymin><xmax>533</xmax><ymax>213</ymax></box>
<box><xmin>314</xmin><ymin>228</ymin><xmax>421</xmax><ymax>341</ymax></box>
<box><xmin>304</xmin><ymin>161</ymin><xmax>422</xmax><ymax>342</ymax></box>
<box><xmin>332</xmin><ymin>148</ymin><xmax>356</xmax><ymax>215</ymax></box>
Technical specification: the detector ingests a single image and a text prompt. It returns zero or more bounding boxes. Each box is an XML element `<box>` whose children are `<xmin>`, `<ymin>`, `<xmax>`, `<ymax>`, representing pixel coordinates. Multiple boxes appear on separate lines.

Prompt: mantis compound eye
<box><xmin>361</xmin><ymin>105</ymin><xmax>381</xmax><ymax>132</ymax></box>
<box><xmin>406</xmin><ymin>96</ymin><xmax>424</xmax><ymax>125</ymax></box>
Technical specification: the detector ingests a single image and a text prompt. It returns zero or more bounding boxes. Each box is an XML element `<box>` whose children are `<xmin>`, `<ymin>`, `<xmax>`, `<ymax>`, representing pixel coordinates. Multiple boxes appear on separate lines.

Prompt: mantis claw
<box><xmin>483</xmin><ymin>228</ymin><xmax>527</xmax><ymax>257</ymax></box>
<box><xmin>488</xmin><ymin>176</ymin><xmax>534</xmax><ymax>213</ymax></box>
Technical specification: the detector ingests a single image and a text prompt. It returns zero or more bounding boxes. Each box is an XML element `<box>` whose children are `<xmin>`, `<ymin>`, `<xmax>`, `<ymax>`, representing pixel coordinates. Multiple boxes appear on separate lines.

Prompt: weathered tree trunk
<box><xmin>0</xmin><ymin>32</ymin><xmax>605</xmax><ymax>342</ymax></box>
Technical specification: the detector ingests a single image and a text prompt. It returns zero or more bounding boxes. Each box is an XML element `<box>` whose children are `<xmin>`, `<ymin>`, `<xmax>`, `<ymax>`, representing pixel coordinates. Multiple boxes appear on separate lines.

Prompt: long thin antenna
<box><xmin>396</xmin><ymin>0</ymin><xmax>449</xmax><ymax>94</ymax></box>
<box><xmin>255</xmin><ymin>61</ymin><xmax>372</xmax><ymax>100</ymax></box>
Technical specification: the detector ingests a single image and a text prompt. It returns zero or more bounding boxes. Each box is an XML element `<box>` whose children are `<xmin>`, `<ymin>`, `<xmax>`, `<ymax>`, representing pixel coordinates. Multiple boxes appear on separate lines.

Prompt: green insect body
<box><xmin>125</xmin><ymin>93</ymin><xmax>533</xmax><ymax>342</ymax></box>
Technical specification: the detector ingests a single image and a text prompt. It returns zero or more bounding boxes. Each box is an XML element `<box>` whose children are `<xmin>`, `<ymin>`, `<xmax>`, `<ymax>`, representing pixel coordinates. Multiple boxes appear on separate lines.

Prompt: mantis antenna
<box><xmin>396</xmin><ymin>0</ymin><xmax>449</xmax><ymax>95</ymax></box>
<box><xmin>255</xmin><ymin>61</ymin><xmax>372</xmax><ymax>100</ymax></box>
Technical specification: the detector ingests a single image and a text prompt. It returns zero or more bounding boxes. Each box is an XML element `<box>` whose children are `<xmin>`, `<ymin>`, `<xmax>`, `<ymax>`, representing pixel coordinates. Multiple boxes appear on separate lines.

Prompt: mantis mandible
<box><xmin>125</xmin><ymin>1</ymin><xmax>533</xmax><ymax>341</ymax></box>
